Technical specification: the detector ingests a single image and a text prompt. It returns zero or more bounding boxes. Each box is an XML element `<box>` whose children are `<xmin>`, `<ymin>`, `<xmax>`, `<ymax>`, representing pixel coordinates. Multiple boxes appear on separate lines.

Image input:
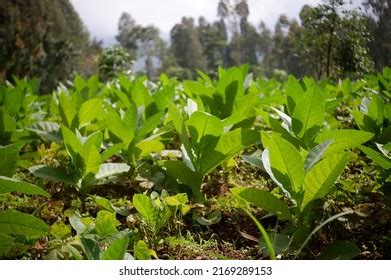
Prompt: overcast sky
<box><xmin>71</xmin><ymin>0</ymin><xmax>322</xmax><ymax>45</ymax></box>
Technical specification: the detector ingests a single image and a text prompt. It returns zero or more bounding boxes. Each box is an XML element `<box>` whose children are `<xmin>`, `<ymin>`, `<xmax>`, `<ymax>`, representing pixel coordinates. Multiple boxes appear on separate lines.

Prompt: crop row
<box><xmin>0</xmin><ymin>65</ymin><xmax>390</xmax><ymax>259</ymax></box>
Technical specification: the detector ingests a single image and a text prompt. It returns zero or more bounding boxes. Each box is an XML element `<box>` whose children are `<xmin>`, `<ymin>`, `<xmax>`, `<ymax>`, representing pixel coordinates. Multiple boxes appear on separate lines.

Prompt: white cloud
<box><xmin>70</xmin><ymin>0</ymin><xmax>322</xmax><ymax>44</ymax></box>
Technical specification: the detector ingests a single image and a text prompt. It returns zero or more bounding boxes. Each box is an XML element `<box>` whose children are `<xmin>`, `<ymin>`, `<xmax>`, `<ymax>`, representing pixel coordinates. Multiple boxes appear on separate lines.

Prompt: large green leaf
<box><xmin>0</xmin><ymin>143</ymin><xmax>22</xmax><ymax>177</ymax></box>
<box><xmin>107</xmin><ymin>111</ymin><xmax>135</xmax><ymax>144</ymax></box>
<box><xmin>163</xmin><ymin>161</ymin><xmax>203</xmax><ymax>200</ymax></box>
<box><xmin>101</xmin><ymin>235</ymin><xmax>129</xmax><ymax>260</ymax></box>
<box><xmin>200</xmin><ymin>128</ymin><xmax>259</xmax><ymax>176</ymax></box>
<box><xmin>29</xmin><ymin>165</ymin><xmax>73</xmax><ymax>184</ymax></box>
<box><xmin>292</xmin><ymin>85</ymin><xmax>325</xmax><ymax>143</ymax></box>
<box><xmin>0</xmin><ymin>233</ymin><xmax>14</xmax><ymax>254</ymax></box>
<box><xmin>80</xmin><ymin>237</ymin><xmax>101</xmax><ymax>260</ymax></box>
<box><xmin>58</xmin><ymin>93</ymin><xmax>77</xmax><ymax>128</ymax></box>
<box><xmin>231</xmin><ymin>187</ymin><xmax>292</xmax><ymax>220</ymax></box>
<box><xmin>284</xmin><ymin>75</ymin><xmax>304</xmax><ymax>115</ymax></box>
<box><xmin>78</xmin><ymin>98</ymin><xmax>102</xmax><ymax>128</ymax></box>
<box><xmin>81</xmin><ymin>142</ymin><xmax>101</xmax><ymax>179</ymax></box>
<box><xmin>0</xmin><ymin>176</ymin><xmax>49</xmax><ymax>197</ymax></box>
<box><xmin>61</xmin><ymin>126</ymin><xmax>83</xmax><ymax>161</ymax></box>
<box><xmin>366</xmin><ymin>95</ymin><xmax>384</xmax><ymax>128</ymax></box>
<box><xmin>315</xmin><ymin>129</ymin><xmax>374</xmax><ymax>155</ymax></box>
<box><xmin>4</xmin><ymin>88</ymin><xmax>22</xmax><ymax>116</ymax></box>
<box><xmin>186</xmin><ymin>111</ymin><xmax>224</xmax><ymax>155</ymax></box>
<box><xmin>0</xmin><ymin>210</ymin><xmax>48</xmax><ymax>236</ymax></box>
<box><xmin>301</xmin><ymin>153</ymin><xmax>348</xmax><ymax>210</ymax></box>
<box><xmin>264</xmin><ymin>134</ymin><xmax>305</xmax><ymax>198</ymax></box>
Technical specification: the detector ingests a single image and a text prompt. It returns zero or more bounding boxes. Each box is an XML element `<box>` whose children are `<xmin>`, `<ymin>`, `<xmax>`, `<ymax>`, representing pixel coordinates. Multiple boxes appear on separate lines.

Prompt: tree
<box><xmin>197</xmin><ymin>17</ymin><xmax>228</xmax><ymax>71</ymax></box>
<box><xmin>0</xmin><ymin>0</ymin><xmax>89</xmax><ymax>92</ymax></box>
<box><xmin>116</xmin><ymin>12</ymin><xmax>165</xmax><ymax>79</ymax></box>
<box><xmin>218</xmin><ymin>0</ymin><xmax>251</xmax><ymax>66</ymax></box>
<box><xmin>97</xmin><ymin>45</ymin><xmax>133</xmax><ymax>81</ymax></box>
<box><xmin>363</xmin><ymin>0</ymin><xmax>391</xmax><ymax>70</ymax></box>
<box><xmin>299</xmin><ymin>0</ymin><xmax>373</xmax><ymax>79</ymax></box>
<box><xmin>170</xmin><ymin>17</ymin><xmax>207</xmax><ymax>75</ymax></box>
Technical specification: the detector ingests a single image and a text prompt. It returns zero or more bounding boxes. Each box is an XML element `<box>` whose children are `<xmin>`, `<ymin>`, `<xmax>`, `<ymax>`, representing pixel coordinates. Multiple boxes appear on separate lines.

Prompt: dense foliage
<box><xmin>0</xmin><ymin>66</ymin><xmax>390</xmax><ymax>259</ymax></box>
<box><xmin>0</xmin><ymin>0</ymin><xmax>90</xmax><ymax>92</ymax></box>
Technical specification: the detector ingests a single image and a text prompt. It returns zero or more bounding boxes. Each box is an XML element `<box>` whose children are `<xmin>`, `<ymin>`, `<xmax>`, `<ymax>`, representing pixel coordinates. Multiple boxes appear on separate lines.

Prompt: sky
<box><xmin>71</xmin><ymin>0</ymin><xmax>322</xmax><ymax>45</ymax></box>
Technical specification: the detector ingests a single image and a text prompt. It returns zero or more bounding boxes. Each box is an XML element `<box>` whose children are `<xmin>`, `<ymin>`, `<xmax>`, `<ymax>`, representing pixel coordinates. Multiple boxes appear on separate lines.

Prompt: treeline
<box><xmin>117</xmin><ymin>0</ymin><xmax>389</xmax><ymax>80</ymax></box>
<box><xmin>0</xmin><ymin>0</ymin><xmax>390</xmax><ymax>92</ymax></box>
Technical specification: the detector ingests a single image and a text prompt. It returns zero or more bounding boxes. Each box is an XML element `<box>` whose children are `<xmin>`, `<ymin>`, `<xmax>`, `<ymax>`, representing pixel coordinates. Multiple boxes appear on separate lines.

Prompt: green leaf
<box><xmin>304</xmin><ymin>140</ymin><xmax>333</xmax><ymax>171</ymax></box>
<box><xmin>61</xmin><ymin>126</ymin><xmax>83</xmax><ymax>161</ymax></box>
<box><xmin>134</xmin><ymin>240</ymin><xmax>155</xmax><ymax>260</ymax></box>
<box><xmin>131</xmin><ymin>139</ymin><xmax>164</xmax><ymax>162</ymax></box>
<box><xmin>367</xmin><ymin>95</ymin><xmax>384</xmax><ymax>128</ymax></box>
<box><xmin>200</xmin><ymin>128</ymin><xmax>259</xmax><ymax>176</ymax></box>
<box><xmin>302</xmin><ymin>153</ymin><xmax>348</xmax><ymax>210</ymax></box>
<box><xmin>133</xmin><ymin>194</ymin><xmax>158</xmax><ymax>226</ymax></box>
<box><xmin>0</xmin><ymin>143</ymin><xmax>22</xmax><ymax>177</ymax></box>
<box><xmin>315</xmin><ymin>129</ymin><xmax>374</xmax><ymax>155</ymax></box>
<box><xmin>81</xmin><ymin>142</ymin><xmax>101</xmax><ymax>181</ymax></box>
<box><xmin>78</xmin><ymin>98</ymin><xmax>102</xmax><ymax>128</ymax></box>
<box><xmin>163</xmin><ymin>161</ymin><xmax>202</xmax><ymax>198</ymax></box>
<box><xmin>58</xmin><ymin>93</ymin><xmax>77</xmax><ymax>128</ymax></box>
<box><xmin>94</xmin><ymin>196</ymin><xmax>116</xmax><ymax>213</ymax></box>
<box><xmin>134</xmin><ymin>112</ymin><xmax>163</xmax><ymax>142</ymax></box>
<box><xmin>95</xmin><ymin>163</ymin><xmax>130</xmax><ymax>181</ymax></box>
<box><xmin>107</xmin><ymin>111</ymin><xmax>135</xmax><ymax>144</ymax></box>
<box><xmin>231</xmin><ymin>187</ymin><xmax>292</xmax><ymax>221</ymax></box>
<box><xmin>80</xmin><ymin>237</ymin><xmax>101</xmax><ymax>260</ymax></box>
<box><xmin>319</xmin><ymin>240</ymin><xmax>360</xmax><ymax>260</ymax></box>
<box><xmin>133</xmin><ymin>194</ymin><xmax>171</xmax><ymax>232</ymax></box>
<box><xmin>27</xmin><ymin>121</ymin><xmax>61</xmax><ymax>143</ymax></box>
<box><xmin>0</xmin><ymin>233</ymin><xmax>14</xmax><ymax>254</ymax></box>
<box><xmin>264</xmin><ymin>134</ymin><xmax>305</xmax><ymax>198</ymax></box>
<box><xmin>285</xmin><ymin>75</ymin><xmax>304</xmax><ymax>115</ymax></box>
<box><xmin>95</xmin><ymin>210</ymin><xmax>119</xmax><ymax>237</ymax></box>
<box><xmin>101</xmin><ymin>143</ymin><xmax>126</xmax><ymax>162</ymax></box>
<box><xmin>292</xmin><ymin>85</ymin><xmax>325</xmax><ymax>143</ymax></box>
<box><xmin>101</xmin><ymin>235</ymin><xmax>129</xmax><ymax>260</ymax></box>
<box><xmin>49</xmin><ymin>220</ymin><xmax>71</xmax><ymax>239</ymax></box>
<box><xmin>359</xmin><ymin>146</ymin><xmax>391</xmax><ymax>169</ymax></box>
<box><xmin>186</xmin><ymin>111</ymin><xmax>224</xmax><ymax>154</ymax></box>
<box><xmin>4</xmin><ymin>88</ymin><xmax>22</xmax><ymax>116</ymax></box>
<box><xmin>29</xmin><ymin>165</ymin><xmax>73</xmax><ymax>184</ymax></box>
<box><xmin>0</xmin><ymin>176</ymin><xmax>49</xmax><ymax>197</ymax></box>
<box><xmin>0</xmin><ymin>210</ymin><xmax>48</xmax><ymax>236</ymax></box>
<box><xmin>82</xmin><ymin>131</ymin><xmax>103</xmax><ymax>150</ymax></box>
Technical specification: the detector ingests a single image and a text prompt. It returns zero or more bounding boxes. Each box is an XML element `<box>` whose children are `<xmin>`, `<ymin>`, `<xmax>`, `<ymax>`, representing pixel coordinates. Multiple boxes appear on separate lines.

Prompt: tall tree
<box><xmin>170</xmin><ymin>17</ymin><xmax>207</xmax><ymax>74</ymax></box>
<box><xmin>218</xmin><ymin>0</ymin><xmax>250</xmax><ymax>66</ymax></box>
<box><xmin>363</xmin><ymin>0</ymin><xmax>391</xmax><ymax>70</ymax></box>
<box><xmin>299</xmin><ymin>0</ymin><xmax>373</xmax><ymax>78</ymax></box>
<box><xmin>0</xmin><ymin>0</ymin><xmax>89</xmax><ymax>92</ymax></box>
<box><xmin>197</xmin><ymin>17</ymin><xmax>228</xmax><ymax>71</ymax></box>
<box><xmin>116</xmin><ymin>12</ymin><xmax>165</xmax><ymax>79</ymax></box>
